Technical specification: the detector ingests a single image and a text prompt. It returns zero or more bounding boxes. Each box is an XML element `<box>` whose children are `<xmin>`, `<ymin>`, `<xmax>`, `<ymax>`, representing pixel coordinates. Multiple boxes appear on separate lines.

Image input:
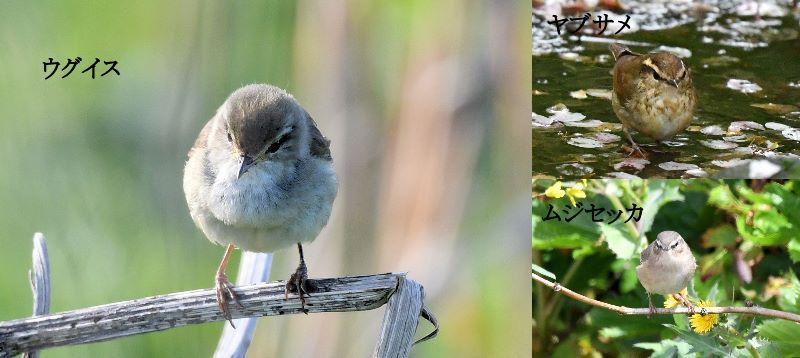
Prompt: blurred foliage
<box><xmin>533</xmin><ymin>179</ymin><xmax>800</xmax><ymax>357</ymax></box>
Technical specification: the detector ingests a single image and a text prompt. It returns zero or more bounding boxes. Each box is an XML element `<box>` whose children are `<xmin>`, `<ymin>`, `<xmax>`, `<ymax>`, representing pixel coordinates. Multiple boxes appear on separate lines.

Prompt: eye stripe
<box><xmin>642</xmin><ymin>58</ymin><xmax>671</xmax><ymax>82</ymax></box>
<box><xmin>266</xmin><ymin>132</ymin><xmax>292</xmax><ymax>154</ymax></box>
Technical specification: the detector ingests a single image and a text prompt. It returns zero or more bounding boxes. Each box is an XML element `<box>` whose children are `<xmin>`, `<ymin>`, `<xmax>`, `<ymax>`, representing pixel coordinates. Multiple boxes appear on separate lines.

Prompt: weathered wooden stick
<box><xmin>22</xmin><ymin>233</ymin><xmax>50</xmax><ymax>358</ymax></box>
<box><xmin>0</xmin><ymin>273</ymin><xmax>402</xmax><ymax>357</ymax></box>
<box><xmin>373</xmin><ymin>277</ymin><xmax>439</xmax><ymax>357</ymax></box>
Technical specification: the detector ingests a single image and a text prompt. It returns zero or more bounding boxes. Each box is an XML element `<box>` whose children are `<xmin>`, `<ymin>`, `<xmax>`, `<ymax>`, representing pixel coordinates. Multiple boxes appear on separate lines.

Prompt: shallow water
<box><xmin>533</xmin><ymin>8</ymin><xmax>800</xmax><ymax>178</ymax></box>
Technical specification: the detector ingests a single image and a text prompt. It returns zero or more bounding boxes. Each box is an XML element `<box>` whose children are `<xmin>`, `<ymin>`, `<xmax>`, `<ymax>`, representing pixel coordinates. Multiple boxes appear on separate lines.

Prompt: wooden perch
<box><xmin>0</xmin><ymin>272</ymin><xmax>436</xmax><ymax>357</ymax></box>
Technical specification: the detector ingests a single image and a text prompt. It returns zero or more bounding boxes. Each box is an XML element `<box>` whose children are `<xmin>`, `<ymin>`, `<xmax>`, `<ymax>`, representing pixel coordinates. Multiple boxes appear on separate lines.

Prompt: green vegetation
<box><xmin>533</xmin><ymin>179</ymin><xmax>800</xmax><ymax>357</ymax></box>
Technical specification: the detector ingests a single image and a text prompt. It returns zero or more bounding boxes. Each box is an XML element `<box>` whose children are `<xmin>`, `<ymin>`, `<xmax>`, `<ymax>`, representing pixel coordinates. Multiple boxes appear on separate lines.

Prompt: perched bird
<box><xmin>636</xmin><ymin>231</ymin><xmax>697</xmax><ymax>316</ymax></box>
<box><xmin>183</xmin><ymin>84</ymin><xmax>338</xmax><ymax>326</ymax></box>
<box><xmin>609</xmin><ymin>44</ymin><xmax>696</xmax><ymax>157</ymax></box>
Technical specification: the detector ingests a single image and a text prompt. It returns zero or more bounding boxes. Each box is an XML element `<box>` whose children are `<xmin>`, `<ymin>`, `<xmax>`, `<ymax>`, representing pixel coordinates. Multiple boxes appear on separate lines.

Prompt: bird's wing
<box><xmin>612</xmin><ymin>54</ymin><xmax>641</xmax><ymax>107</ymax></box>
<box><xmin>639</xmin><ymin>242</ymin><xmax>653</xmax><ymax>265</ymax></box>
<box><xmin>304</xmin><ymin>111</ymin><xmax>332</xmax><ymax>161</ymax></box>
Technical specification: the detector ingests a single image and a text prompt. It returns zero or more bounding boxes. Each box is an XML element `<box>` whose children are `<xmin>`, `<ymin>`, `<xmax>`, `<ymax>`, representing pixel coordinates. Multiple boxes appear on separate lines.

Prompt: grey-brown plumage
<box><xmin>610</xmin><ymin>44</ymin><xmax>696</xmax><ymax>156</ymax></box>
<box><xmin>184</xmin><ymin>84</ymin><xmax>337</xmax><ymax>325</ymax></box>
<box><xmin>636</xmin><ymin>231</ymin><xmax>697</xmax><ymax>315</ymax></box>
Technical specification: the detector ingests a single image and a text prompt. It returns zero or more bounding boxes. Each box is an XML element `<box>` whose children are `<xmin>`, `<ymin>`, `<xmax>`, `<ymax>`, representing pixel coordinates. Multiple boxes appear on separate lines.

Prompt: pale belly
<box><xmin>613</xmin><ymin>89</ymin><xmax>694</xmax><ymax>141</ymax></box>
<box><xmin>185</xmin><ymin>152</ymin><xmax>337</xmax><ymax>253</ymax></box>
<box><xmin>636</xmin><ymin>252</ymin><xmax>695</xmax><ymax>295</ymax></box>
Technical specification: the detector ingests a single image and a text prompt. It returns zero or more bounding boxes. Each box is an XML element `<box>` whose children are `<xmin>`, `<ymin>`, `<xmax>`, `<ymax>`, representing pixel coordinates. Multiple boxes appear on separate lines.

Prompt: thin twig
<box><xmin>0</xmin><ymin>273</ymin><xmax>403</xmax><ymax>357</ymax></box>
<box><xmin>532</xmin><ymin>273</ymin><xmax>800</xmax><ymax>323</ymax></box>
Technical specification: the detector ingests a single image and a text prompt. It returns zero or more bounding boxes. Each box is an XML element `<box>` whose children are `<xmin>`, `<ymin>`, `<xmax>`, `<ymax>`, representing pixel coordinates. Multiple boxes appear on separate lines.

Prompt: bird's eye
<box><xmin>266</xmin><ymin>133</ymin><xmax>291</xmax><ymax>154</ymax></box>
<box><xmin>670</xmin><ymin>242</ymin><xmax>679</xmax><ymax>249</ymax></box>
<box><xmin>652</xmin><ymin>71</ymin><xmax>663</xmax><ymax>81</ymax></box>
<box><xmin>655</xmin><ymin>242</ymin><xmax>664</xmax><ymax>250</ymax></box>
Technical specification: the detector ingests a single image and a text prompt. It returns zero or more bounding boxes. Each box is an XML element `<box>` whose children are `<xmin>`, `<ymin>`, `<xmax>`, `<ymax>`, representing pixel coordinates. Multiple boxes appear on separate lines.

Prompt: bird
<box><xmin>609</xmin><ymin>44</ymin><xmax>696</xmax><ymax>157</ymax></box>
<box><xmin>636</xmin><ymin>231</ymin><xmax>697</xmax><ymax>316</ymax></box>
<box><xmin>183</xmin><ymin>83</ymin><xmax>338</xmax><ymax>327</ymax></box>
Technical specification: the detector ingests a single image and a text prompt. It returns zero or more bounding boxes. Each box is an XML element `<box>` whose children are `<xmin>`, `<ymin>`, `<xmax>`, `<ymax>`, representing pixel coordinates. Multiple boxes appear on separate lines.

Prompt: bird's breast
<box><xmin>207</xmin><ymin>160</ymin><xmax>298</xmax><ymax>228</ymax></box>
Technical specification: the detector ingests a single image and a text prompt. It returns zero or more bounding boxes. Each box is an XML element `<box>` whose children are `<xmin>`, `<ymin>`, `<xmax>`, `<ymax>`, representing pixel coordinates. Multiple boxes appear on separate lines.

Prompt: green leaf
<box><xmin>788</xmin><ymin>239</ymin><xmax>800</xmax><ymax>263</ymax></box>
<box><xmin>532</xmin><ymin>200</ymin><xmax>598</xmax><ymax>250</ymax></box>
<box><xmin>736</xmin><ymin>211</ymin><xmax>793</xmax><ymax>246</ymax></box>
<box><xmin>599</xmin><ymin>326</ymin><xmax>626</xmax><ymax>339</ymax></box>
<box><xmin>777</xmin><ymin>269</ymin><xmax>800</xmax><ymax>312</ymax></box>
<box><xmin>619</xmin><ymin>264</ymin><xmax>638</xmax><ymax>293</ymax></box>
<box><xmin>708</xmin><ymin>183</ymin><xmax>748</xmax><ymax>214</ymax></box>
<box><xmin>699</xmin><ymin>249</ymin><xmax>728</xmax><ymax>280</ymax></box>
<box><xmin>706</xmin><ymin>279</ymin><xmax>720</xmax><ymax>302</ymax></box>
<box><xmin>532</xmin><ymin>263</ymin><xmax>556</xmax><ymax>281</ymax></box>
<box><xmin>750</xmin><ymin>337</ymin><xmax>782</xmax><ymax>358</ymax></box>
<box><xmin>764</xmin><ymin>183</ymin><xmax>800</xmax><ymax>225</ymax></box>
<box><xmin>673</xmin><ymin>311</ymin><xmax>689</xmax><ymax>330</ymax></box>
<box><xmin>736</xmin><ymin>184</ymin><xmax>780</xmax><ymax>206</ymax></box>
<box><xmin>757</xmin><ymin>319</ymin><xmax>800</xmax><ymax>355</ymax></box>
<box><xmin>602</xmin><ymin>224</ymin><xmax>636</xmax><ymax>260</ymax></box>
<box><xmin>633</xmin><ymin>340</ymin><xmax>686</xmax><ymax>358</ymax></box>
<box><xmin>664</xmin><ymin>324</ymin><xmax>728</xmax><ymax>356</ymax></box>
<box><xmin>701</xmin><ymin>224</ymin><xmax>739</xmax><ymax>248</ymax></box>
<box><xmin>638</xmin><ymin>181</ymin><xmax>685</xmax><ymax>236</ymax></box>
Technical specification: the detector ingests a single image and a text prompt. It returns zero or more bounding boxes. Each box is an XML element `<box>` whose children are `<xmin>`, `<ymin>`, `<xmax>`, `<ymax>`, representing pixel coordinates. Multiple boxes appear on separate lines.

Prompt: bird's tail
<box><xmin>213</xmin><ymin>252</ymin><xmax>273</xmax><ymax>358</ymax></box>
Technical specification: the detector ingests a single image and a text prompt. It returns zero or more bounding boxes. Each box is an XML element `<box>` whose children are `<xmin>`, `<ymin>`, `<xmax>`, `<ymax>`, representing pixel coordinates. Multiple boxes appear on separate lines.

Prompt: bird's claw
<box><xmin>216</xmin><ymin>273</ymin><xmax>243</xmax><ymax>328</ymax></box>
<box><xmin>285</xmin><ymin>262</ymin><xmax>317</xmax><ymax>314</ymax></box>
<box><xmin>625</xmin><ymin>143</ymin><xmax>648</xmax><ymax>158</ymax></box>
<box><xmin>672</xmin><ymin>293</ymin><xmax>696</xmax><ymax>315</ymax></box>
<box><xmin>647</xmin><ymin>293</ymin><xmax>655</xmax><ymax>319</ymax></box>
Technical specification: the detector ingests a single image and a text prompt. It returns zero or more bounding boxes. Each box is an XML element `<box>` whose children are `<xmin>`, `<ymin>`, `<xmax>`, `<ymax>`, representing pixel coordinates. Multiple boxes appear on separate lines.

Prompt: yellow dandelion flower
<box><xmin>663</xmin><ymin>288</ymin><xmax>689</xmax><ymax>309</ymax></box>
<box><xmin>566</xmin><ymin>183</ymin><xmax>587</xmax><ymax>206</ymax></box>
<box><xmin>689</xmin><ymin>299</ymin><xmax>719</xmax><ymax>334</ymax></box>
<box><xmin>545</xmin><ymin>181</ymin><xmax>566</xmax><ymax>199</ymax></box>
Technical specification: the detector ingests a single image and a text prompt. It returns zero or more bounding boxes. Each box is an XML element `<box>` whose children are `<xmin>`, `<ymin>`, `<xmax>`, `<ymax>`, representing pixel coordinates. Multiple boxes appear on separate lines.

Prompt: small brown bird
<box><xmin>610</xmin><ymin>44</ymin><xmax>696</xmax><ymax>157</ymax></box>
<box><xmin>183</xmin><ymin>84</ymin><xmax>338</xmax><ymax>326</ymax></box>
<box><xmin>636</xmin><ymin>231</ymin><xmax>697</xmax><ymax>316</ymax></box>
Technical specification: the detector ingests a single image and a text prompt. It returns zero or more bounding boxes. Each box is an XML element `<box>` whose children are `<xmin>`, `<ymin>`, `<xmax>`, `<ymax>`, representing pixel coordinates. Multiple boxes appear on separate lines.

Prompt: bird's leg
<box><xmin>215</xmin><ymin>243</ymin><xmax>243</xmax><ymax>328</ymax></box>
<box><xmin>623</xmin><ymin>127</ymin><xmax>647</xmax><ymax>158</ymax></box>
<box><xmin>673</xmin><ymin>292</ymin><xmax>696</xmax><ymax>315</ymax></box>
<box><xmin>285</xmin><ymin>242</ymin><xmax>317</xmax><ymax>314</ymax></box>
<box><xmin>647</xmin><ymin>292</ymin><xmax>655</xmax><ymax>318</ymax></box>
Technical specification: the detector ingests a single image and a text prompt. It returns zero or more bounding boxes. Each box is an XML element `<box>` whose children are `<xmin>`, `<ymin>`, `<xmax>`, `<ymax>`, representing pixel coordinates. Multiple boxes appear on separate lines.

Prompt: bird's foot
<box><xmin>647</xmin><ymin>293</ymin><xmax>655</xmax><ymax>319</ymax></box>
<box><xmin>622</xmin><ymin>127</ymin><xmax>648</xmax><ymax>158</ymax></box>
<box><xmin>624</xmin><ymin>143</ymin><xmax>648</xmax><ymax>158</ymax></box>
<box><xmin>215</xmin><ymin>272</ymin><xmax>243</xmax><ymax>328</ymax></box>
<box><xmin>284</xmin><ymin>261</ymin><xmax>317</xmax><ymax>314</ymax></box>
<box><xmin>673</xmin><ymin>293</ymin><xmax>696</xmax><ymax>315</ymax></box>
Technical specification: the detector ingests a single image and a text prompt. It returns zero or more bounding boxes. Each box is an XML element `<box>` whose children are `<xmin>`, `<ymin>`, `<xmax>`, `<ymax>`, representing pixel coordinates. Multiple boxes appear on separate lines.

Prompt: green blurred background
<box><xmin>0</xmin><ymin>1</ymin><xmax>530</xmax><ymax>357</ymax></box>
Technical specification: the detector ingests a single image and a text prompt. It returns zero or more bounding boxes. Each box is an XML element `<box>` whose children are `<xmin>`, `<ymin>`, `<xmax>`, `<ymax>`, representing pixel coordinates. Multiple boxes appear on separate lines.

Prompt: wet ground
<box><xmin>532</xmin><ymin>0</ymin><xmax>800</xmax><ymax>178</ymax></box>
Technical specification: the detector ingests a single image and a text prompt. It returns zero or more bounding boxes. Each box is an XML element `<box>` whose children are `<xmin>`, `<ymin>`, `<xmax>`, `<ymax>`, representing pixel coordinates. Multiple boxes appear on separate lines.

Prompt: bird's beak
<box><xmin>669</xmin><ymin>80</ymin><xmax>678</xmax><ymax>88</ymax></box>
<box><xmin>238</xmin><ymin>155</ymin><xmax>254</xmax><ymax>179</ymax></box>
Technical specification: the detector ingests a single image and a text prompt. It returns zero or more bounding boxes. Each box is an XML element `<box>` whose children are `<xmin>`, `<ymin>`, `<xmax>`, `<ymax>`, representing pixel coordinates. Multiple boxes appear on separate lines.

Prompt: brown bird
<box><xmin>636</xmin><ymin>231</ymin><xmax>697</xmax><ymax>316</ymax></box>
<box><xmin>183</xmin><ymin>84</ymin><xmax>338</xmax><ymax>326</ymax></box>
<box><xmin>610</xmin><ymin>44</ymin><xmax>696</xmax><ymax>157</ymax></box>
